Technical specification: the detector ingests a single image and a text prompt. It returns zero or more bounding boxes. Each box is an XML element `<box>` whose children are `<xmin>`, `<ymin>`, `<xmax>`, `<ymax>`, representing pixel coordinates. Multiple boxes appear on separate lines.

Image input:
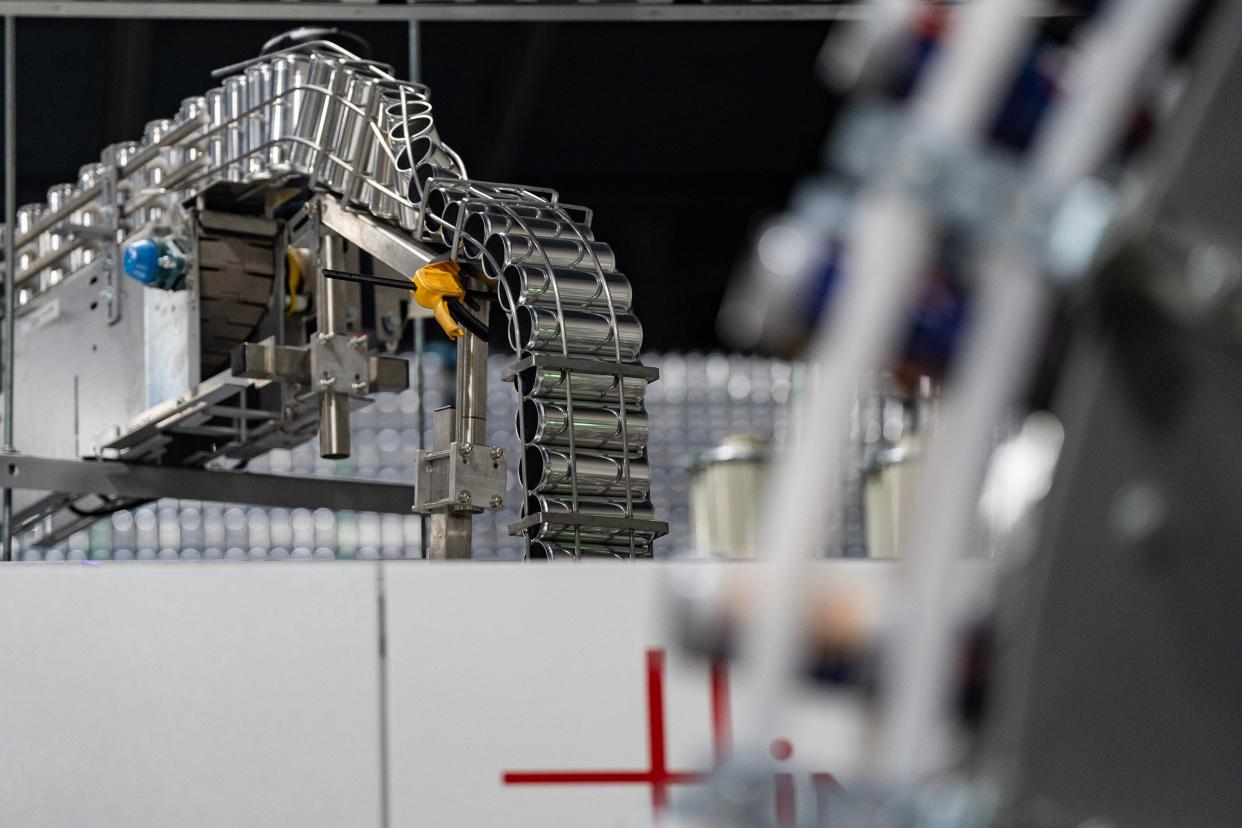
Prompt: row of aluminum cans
<box><xmin>416</xmin><ymin>175</ymin><xmax>660</xmax><ymax>559</ymax></box>
<box><xmin>3</xmin><ymin>44</ymin><xmax>463</xmax><ymax>308</ymax></box>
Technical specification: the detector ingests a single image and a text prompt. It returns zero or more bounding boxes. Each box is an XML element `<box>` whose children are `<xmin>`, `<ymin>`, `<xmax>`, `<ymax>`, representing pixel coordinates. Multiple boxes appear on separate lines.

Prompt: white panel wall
<box><xmin>0</xmin><ymin>562</ymin><xmax>384</xmax><ymax>828</ymax></box>
<box><xmin>383</xmin><ymin>562</ymin><xmax>872</xmax><ymax>828</ymax></box>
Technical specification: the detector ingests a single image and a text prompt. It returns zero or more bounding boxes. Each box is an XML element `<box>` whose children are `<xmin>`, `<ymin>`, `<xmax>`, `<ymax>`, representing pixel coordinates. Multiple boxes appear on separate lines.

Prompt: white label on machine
<box><xmin>385</xmin><ymin>563</ymin><xmax>868</xmax><ymax>827</ymax></box>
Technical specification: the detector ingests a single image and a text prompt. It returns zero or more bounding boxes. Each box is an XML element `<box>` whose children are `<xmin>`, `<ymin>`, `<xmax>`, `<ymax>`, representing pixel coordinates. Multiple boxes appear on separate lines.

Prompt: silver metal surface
<box><xmin>244</xmin><ymin>62</ymin><xmax>272</xmax><ymax>181</ymax></box>
<box><xmin>527</xmin><ymin>541</ymin><xmax>639</xmax><ymax>560</ymax></box>
<box><xmin>516</xmin><ymin>305</ymin><xmax>642</xmax><ymax>359</ymax></box>
<box><xmin>42</xmin><ymin>183</ymin><xmax>77</xmax><ymax>286</ymax></box>
<box><xmin>268</xmin><ymin>54</ymin><xmax>307</xmax><ymax>175</ymax></box>
<box><xmin>521</xmin><ymin>494</ymin><xmax>661</xmax><ymax>546</ymax></box>
<box><xmin>461</xmin><ymin>211</ymin><xmax>593</xmax><ymax>259</ymax></box>
<box><xmin>423</xmin><ymin>407</ymin><xmax>473</xmax><ymax>560</ymax></box>
<box><xmin>221</xmin><ymin>74</ymin><xmax>247</xmax><ymax>182</ymax></box>
<box><xmin>318</xmin><ymin>390</ymin><xmax>351</xmax><ymax>459</ymax></box>
<box><xmin>500</xmin><ymin>263</ymin><xmax>631</xmax><ymax>313</ymax></box>
<box><xmin>316</xmin><ymin>231</ymin><xmax>354</xmax><ymax>458</ymax></box>
<box><xmin>516</xmin><ymin>363</ymin><xmax>648</xmax><ymax>406</ymax></box>
<box><xmin>310</xmin><ymin>332</ymin><xmax>370</xmax><ymax>396</ymax></box>
<box><xmin>454</xmin><ymin>303</ymin><xmax>489</xmax><ymax>446</ymax></box>
<box><xmin>483</xmin><ymin>232</ymin><xmax>615</xmax><ymax>280</ymax></box>
<box><xmin>522</xmin><ymin>398</ymin><xmax>648</xmax><ymax>454</ymax></box>
<box><xmin>523</xmin><ymin>445</ymin><xmax>650</xmax><ymax>499</ymax></box>
<box><xmin>318</xmin><ymin>196</ymin><xmax>437</xmax><ymax>292</ymax></box>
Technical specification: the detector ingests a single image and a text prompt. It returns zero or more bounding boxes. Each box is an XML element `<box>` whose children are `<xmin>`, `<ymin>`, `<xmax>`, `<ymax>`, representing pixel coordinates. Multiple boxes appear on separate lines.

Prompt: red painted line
<box><xmin>645</xmin><ymin>649</ymin><xmax>668</xmax><ymax>810</ymax></box>
<box><xmin>503</xmin><ymin>770</ymin><xmax>706</xmax><ymax>785</ymax></box>
<box><xmin>811</xmin><ymin>772</ymin><xmax>842</xmax><ymax>790</ymax></box>
<box><xmin>775</xmin><ymin>773</ymin><xmax>796</xmax><ymax>826</ymax></box>
<box><xmin>709</xmin><ymin>659</ymin><xmax>731</xmax><ymax>763</ymax></box>
<box><xmin>502</xmin><ymin>648</ymin><xmax>841</xmax><ymax>820</ymax></box>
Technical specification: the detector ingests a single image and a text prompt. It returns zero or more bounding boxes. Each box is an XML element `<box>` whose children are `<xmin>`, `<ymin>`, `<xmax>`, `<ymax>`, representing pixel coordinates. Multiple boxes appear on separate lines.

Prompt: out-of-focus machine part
<box><xmin>0</xmin><ymin>30</ymin><xmax>664</xmax><ymax>560</ymax></box>
<box><xmin>669</xmin><ymin>1</ymin><xmax>1239</xmax><ymax>826</ymax></box>
<box><xmin>979</xmin><ymin>6</ymin><xmax>1242</xmax><ymax>823</ymax></box>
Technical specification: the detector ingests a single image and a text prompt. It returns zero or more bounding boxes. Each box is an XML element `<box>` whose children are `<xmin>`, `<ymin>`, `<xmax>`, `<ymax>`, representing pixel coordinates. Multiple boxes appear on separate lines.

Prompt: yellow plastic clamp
<box><xmin>412</xmin><ymin>260</ymin><xmax>466</xmax><ymax>339</ymax></box>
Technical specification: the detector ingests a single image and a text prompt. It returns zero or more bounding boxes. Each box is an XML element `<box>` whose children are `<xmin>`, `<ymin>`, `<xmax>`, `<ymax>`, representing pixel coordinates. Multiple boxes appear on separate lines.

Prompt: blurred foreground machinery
<box><xmin>0</xmin><ymin>29</ymin><xmax>665</xmax><ymax>560</ymax></box>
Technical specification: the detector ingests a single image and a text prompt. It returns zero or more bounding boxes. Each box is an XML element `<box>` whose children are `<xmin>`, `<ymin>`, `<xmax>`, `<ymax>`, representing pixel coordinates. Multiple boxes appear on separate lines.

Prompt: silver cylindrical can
<box><xmin>521</xmin><ymin>398</ymin><xmax>649</xmax><ymax>455</ymax></box>
<box><xmin>516</xmin><ymin>364</ymin><xmax>647</xmax><ymax>408</ymax></box>
<box><xmin>175</xmin><ymin>95</ymin><xmax>208</xmax><ymax>199</ymax></box>
<box><xmin>290</xmin><ymin>52</ymin><xmax>347</xmax><ymax>185</ymax></box>
<box><xmin>244</xmin><ymin>62</ymin><xmax>273</xmax><ymax>181</ymax></box>
<box><xmin>516</xmin><ymin>305</ymin><xmax>643</xmax><ymax>360</ymax></box>
<box><xmin>221</xmin><ymin>75</ymin><xmax>248</xmax><ymax>182</ymax></box>
<box><xmin>462</xmin><ymin>211</ymin><xmax>594</xmax><ymax>260</ymax></box>
<box><xmin>522</xmin><ymin>445</ymin><xmax>650</xmax><ymax>499</ymax></box>
<box><xmin>139</xmin><ymin>118</ymin><xmax>176</xmax><ymax>226</ymax></box>
<box><xmin>44</xmin><ymin>183</ymin><xmax>78</xmax><ymax>286</ymax></box>
<box><xmin>367</xmin><ymin>80</ymin><xmax>427</xmax><ymax>221</ymax></box>
<box><xmin>15</xmin><ymin>203</ymin><xmax>45</xmax><ymax>301</ymax></box>
<box><xmin>500</xmin><ymin>263</ymin><xmax>631</xmax><ymax>314</ymax></box>
<box><xmin>72</xmin><ymin>162</ymin><xmax>107</xmax><ymax>271</ymax></box>
<box><xmin>689</xmin><ymin>434</ymin><xmax>769</xmax><ymax>559</ymax></box>
<box><xmin>102</xmin><ymin>141</ymin><xmax>141</xmax><ymax>233</ymax></box>
<box><xmin>268</xmin><ymin>54</ymin><xmax>309</xmax><ymax>175</ymax></box>
<box><xmin>483</xmin><ymin>232</ymin><xmax>615</xmax><ymax>281</ymax></box>
<box><xmin>326</xmin><ymin>64</ymin><xmax>378</xmax><ymax>196</ymax></box>
<box><xmin>204</xmin><ymin>87</ymin><xmax>227</xmax><ymax>186</ymax></box>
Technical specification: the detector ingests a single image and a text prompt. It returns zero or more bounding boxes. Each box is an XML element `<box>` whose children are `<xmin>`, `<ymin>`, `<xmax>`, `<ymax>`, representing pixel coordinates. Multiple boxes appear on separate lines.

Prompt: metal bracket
<box><xmin>500</xmin><ymin>352</ymin><xmax>661</xmax><ymax>383</ymax></box>
<box><xmin>232</xmin><ymin>337</ymin><xmax>408</xmax><ymax>395</ymax></box>
<box><xmin>414</xmin><ymin>440</ymin><xmax>508</xmax><ymax>515</ymax></box>
<box><xmin>507</xmin><ymin>511</ymin><xmax>669</xmax><ymax>539</ymax></box>
<box><xmin>309</xmin><ymin>331</ymin><xmax>371</xmax><ymax>395</ymax></box>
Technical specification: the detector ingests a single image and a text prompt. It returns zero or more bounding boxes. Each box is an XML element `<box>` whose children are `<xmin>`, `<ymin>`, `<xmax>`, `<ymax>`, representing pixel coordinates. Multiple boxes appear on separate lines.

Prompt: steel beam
<box><xmin>318</xmin><ymin>197</ymin><xmax>436</xmax><ymax>294</ymax></box>
<box><xmin>0</xmin><ymin>454</ymin><xmax>416</xmax><ymax>514</ymax></box>
<box><xmin>0</xmin><ymin>2</ymin><xmax>890</xmax><ymax>22</ymax></box>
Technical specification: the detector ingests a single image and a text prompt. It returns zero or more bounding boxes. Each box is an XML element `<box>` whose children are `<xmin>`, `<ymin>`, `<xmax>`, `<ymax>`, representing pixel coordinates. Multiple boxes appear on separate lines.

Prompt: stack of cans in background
<box><xmin>18</xmin><ymin>352</ymin><xmax>794</xmax><ymax>561</ymax></box>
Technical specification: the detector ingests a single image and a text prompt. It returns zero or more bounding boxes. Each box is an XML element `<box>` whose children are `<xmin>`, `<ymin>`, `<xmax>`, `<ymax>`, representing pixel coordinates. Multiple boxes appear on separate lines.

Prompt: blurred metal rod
<box><xmin>876</xmin><ymin>0</ymin><xmax>1192</xmax><ymax>784</ymax></box>
<box><xmin>733</xmin><ymin>0</ymin><xmax>1035</xmax><ymax>764</ymax></box>
<box><xmin>3</xmin><ymin>15</ymin><xmax>15</xmax><ymax>562</ymax></box>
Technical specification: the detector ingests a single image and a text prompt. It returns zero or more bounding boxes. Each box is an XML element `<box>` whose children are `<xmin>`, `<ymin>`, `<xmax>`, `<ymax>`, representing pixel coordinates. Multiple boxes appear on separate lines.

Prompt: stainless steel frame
<box><xmin>0</xmin><ymin>21</ymin><xmax>672</xmax><ymax>561</ymax></box>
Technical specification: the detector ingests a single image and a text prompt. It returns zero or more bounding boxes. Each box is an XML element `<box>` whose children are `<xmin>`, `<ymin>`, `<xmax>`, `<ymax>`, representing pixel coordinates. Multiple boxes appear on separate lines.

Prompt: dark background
<box><xmin>0</xmin><ymin>19</ymin><xmax>835</xmax><ymax>351</ymax></box>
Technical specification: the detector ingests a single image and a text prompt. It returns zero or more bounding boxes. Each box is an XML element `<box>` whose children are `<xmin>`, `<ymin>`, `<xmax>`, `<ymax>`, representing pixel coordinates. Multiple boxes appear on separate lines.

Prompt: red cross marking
<box><xmin>502</xmin><ymin>650</ymin><xmax>710</xmax><ymax>811</ymax></box>
<box><xmin>502</xmin><ymin>648</ymin><xmax>841</xmax><ymax>820</ymax></box>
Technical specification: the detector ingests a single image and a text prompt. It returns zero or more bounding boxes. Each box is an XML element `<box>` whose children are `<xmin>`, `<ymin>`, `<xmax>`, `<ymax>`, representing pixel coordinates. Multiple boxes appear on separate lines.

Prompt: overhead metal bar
<box><xmin>0</xmin><ymin>1</ymin><xmax>1070</xmax><ymax>22</ymax></box>
<box><xmin>0</xmin><ymin>454</ymin><xmax>417</xmax><ymax>514</ymax></box>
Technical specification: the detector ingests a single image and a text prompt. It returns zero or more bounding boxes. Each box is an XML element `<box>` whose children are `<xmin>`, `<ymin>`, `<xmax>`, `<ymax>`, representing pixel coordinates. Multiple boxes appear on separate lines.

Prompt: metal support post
<box><xmin>316</xmin><ymin>231</ymin><xmax>352</xmax><ymax>459</ymax></box>
<box><xmin>427</xmin><ymin>407</ymin><xmax>472</xmax><ymax>560</ymax></box>
<box><xmin>2</xmin><ymin>15</ymin><xmax>16</xmax><ymax>562</ymax></box>
<box><xmin>454</xmin><ymin>298</ymin><xmax>489</xmax><ymax>447</ymax></box>
<box><xmin>414</xmin><ymin>315</ymin><xmax>427</xmax><ymax>557</ymax></box>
